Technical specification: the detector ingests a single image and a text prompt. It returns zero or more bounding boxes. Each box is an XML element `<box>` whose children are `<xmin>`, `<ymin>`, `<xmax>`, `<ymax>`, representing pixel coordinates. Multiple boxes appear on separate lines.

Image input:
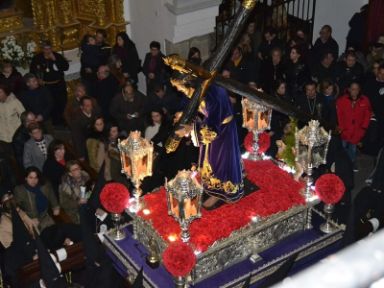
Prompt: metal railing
<box><xmin>214</xmin><ymin>0</ymin><xmax>317</xmax><ymax>50</ymax></box>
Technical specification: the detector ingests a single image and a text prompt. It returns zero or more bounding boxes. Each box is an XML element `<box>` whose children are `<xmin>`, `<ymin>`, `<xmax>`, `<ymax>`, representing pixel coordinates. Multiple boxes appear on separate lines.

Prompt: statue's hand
<box><xmin>175</xmin><ymin>124</ymin><xmax>192</xmax><ymax>137</ymax></box>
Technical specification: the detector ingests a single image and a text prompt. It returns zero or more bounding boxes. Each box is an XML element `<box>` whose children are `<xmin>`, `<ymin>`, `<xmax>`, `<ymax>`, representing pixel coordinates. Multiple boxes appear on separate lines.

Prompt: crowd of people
<box><xmin>0</xmin><ymin>7</ymin><xmax>384</xmax><ymax>287</ymax></box>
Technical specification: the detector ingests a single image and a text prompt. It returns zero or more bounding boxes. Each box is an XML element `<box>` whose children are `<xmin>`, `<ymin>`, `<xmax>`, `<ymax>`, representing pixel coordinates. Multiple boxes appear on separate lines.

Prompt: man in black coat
<box><xmin>311</xmin><ymin>52</ymin><xmax>337</xmax><ymax>83</ymax></box>
<box><xmin>225</xmin><ymin>46</ymin><xmax>258</xmax><ymax>85</ymax></box>
<box><xmin>91</xmin><ymin>65</ymin><xmax>119</xmax><ymax>121</ymax></box>
<box><xmin>95</xmin><ymin>29</ymin><xmax>112</xmax><ymax>66</ymax></box>
<box><xmin>295</xmin><ymin>81</ymin><xmax>325</xmax><ymax>125</ymax></box>
<box><xmin>311</xmin><ymin>25</ymin><xmax>339</xmax><ymax>66</ymax></box>
<box><xmin>69</xmin><ymin>96</ymin><xmax>98</xmax><ymax>160</ymax></box>
<box><xmin>30</xmin><ymin>41</ymin><xmax>69</xmax><ymax>126</ymax></box>
<box><xmin>335</xmin><ymin>51</ymin><xmax>364</xmax><ymax>93</ymax></box>
<box><xmin>19</xmin><ymin>73</ymin><xmax>53</xmax><ymax>131</ymax></box>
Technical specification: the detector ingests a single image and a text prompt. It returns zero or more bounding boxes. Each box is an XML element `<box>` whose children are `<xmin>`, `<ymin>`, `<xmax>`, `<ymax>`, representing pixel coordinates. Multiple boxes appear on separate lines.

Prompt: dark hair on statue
<box><xmin>171</xmin><ymin>71</ymin><xmax>198</xmax><ymax>88</ymax></box>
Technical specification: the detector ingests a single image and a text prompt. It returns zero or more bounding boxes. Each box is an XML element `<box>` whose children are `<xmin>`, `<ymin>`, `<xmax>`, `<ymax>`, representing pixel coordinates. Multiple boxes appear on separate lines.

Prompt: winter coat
<box><xmin>0</xmin><ymin>93</ymin><xmax>25</xmax><ymax>143</ymax></box>
<box><xmin>336</xmin><ymin>94</ymin><xmax>372</xmax><ymax>144</ymax></box>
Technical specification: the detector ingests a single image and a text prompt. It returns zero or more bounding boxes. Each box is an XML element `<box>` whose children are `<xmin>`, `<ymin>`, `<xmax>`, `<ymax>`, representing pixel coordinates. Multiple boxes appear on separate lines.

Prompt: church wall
<box><xmin>124</xmin><ymin>0</ymin><xmax>219</xmax><ymax>94</ymax></box>
<box><xmin>312</xmin><ymin>0</ymin><xmax>368</xmax><ymax>53</ymax></box>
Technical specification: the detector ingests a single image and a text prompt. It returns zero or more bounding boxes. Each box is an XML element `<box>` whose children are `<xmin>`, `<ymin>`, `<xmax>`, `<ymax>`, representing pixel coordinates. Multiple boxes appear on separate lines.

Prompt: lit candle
<box><xmin>143</xmin><ymin>209</ymin><xmax>151</xmax><ymax>215</ymax></box>
<box><xmin>251</xmin><ymin>216</ymin><xmax>260</xmax><ymax>223</ymax></box>
<box><xmin>168</xmin><ymin>234</ymin><xmax>178</xmax><ymax>242</ymax></box>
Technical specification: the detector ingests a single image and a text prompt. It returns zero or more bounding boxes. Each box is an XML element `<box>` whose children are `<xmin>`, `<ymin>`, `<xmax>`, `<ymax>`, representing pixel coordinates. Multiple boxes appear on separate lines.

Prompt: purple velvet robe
<box><xmin>196</xmin><ymin>85</ymin><xmax>244</xmax><ymax>202</ymax></box>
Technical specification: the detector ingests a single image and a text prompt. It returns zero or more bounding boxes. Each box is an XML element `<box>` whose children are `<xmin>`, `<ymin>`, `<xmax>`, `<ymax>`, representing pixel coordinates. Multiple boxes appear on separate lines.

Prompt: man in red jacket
<box><xmin>336</xmin><ymin>81</ymin><xmax>372</xmax><ymax>169</ymax></box>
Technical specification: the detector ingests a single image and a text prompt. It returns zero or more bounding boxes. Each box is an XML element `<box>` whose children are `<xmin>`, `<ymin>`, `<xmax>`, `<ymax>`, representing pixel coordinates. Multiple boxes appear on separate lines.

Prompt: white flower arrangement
<box><xmin>26</xmin><ymin>41</ymin><xmax>37</xmax><ymax>59</ymax></box>
<box><xmin>0</xmin><ymin>36</ymin><xmax>37</xmax><ymax>67</ymax></box>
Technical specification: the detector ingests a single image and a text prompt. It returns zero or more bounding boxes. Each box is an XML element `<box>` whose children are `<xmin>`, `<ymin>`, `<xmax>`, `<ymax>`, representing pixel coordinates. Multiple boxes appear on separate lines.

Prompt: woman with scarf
<box><xmin>59</xmin><ymin>160</ymin><xmax>92</xmax><ymax>224</ymax></box>
<box><xmin>13</xmin><ymin>166</ymin><xmax>60</xmax><ymax>232</ymax></box>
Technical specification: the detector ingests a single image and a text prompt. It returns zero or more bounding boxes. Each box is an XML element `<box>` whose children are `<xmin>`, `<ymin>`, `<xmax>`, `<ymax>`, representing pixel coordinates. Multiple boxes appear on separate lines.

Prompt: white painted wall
<box><xmin>312</xmin><ymin>0</ymin><xmax>368</xmax><ymax>54</ymax></box>
<box><xmin>124</xmin><ymin>0</ymin><xmax>219</xmax><ymax>93</ymax></box>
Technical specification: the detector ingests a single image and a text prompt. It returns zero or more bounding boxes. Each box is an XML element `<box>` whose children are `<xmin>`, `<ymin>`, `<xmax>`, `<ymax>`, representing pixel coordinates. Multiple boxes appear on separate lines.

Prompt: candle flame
<box><xmin>168</xmin><ymin>234</ymin><xmax>178</xmax><ymax>242</ymax></box>
<box><xmin>143</xmin><ymin>209</ymin><xmax>151</xmax><ymax>215</ymax></box>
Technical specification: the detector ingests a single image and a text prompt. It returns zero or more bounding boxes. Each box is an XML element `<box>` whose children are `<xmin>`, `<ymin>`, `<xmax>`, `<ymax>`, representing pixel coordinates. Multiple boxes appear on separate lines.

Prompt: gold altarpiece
<box><xmin>0</xmin><ymin>0</ymin><xmax>127</xmax><ymax>51</ymax></box>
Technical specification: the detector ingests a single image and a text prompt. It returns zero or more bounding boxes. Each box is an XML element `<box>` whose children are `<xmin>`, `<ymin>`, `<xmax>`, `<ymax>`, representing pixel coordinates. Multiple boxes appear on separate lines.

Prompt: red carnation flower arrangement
<box><xmin>315</xmin><ymin>174</ymin><xmax>345</xmax><ymax>204</ymax></box>
<box><xmin>162</xmin><ymin>241</ymin><xmax>196</xmax><ymax>277</ymax></box>
<box><xmin>100</xmin><ymin>183</ymin><xmax>130</xmax><ymax>214</ymax></box>
<box><xmin>244</xmin><ymin>132</ymin><xmax>271</xmax><ymax>154</ymax></box>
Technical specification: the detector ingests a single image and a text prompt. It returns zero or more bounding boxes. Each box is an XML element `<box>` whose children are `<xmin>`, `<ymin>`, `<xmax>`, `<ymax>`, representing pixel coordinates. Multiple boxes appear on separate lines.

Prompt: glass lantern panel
<box><xmin>123</xmin><ymin>154</ymin><xmax>132</xmax><ymax>177</ymax></box>
<box><xmin>246</xmin><ymin>109</ymin><xmax>255</xmax><ymax>130</ymax></box>
<box><xmin>170</xmin><ymin>194</ymin><xmax>180</xmax><ymax>218</ymax></box>
<box><xmin>257</xmin><ymin>110</ymin><xmax>271</xmax><ymax>130</ymax></box>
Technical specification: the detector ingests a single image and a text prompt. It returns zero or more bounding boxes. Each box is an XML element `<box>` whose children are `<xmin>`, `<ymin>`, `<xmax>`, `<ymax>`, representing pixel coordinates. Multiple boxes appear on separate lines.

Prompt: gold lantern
<box><xmin>118</xmin><ymin>131</ymin><xmax>153</xmax><ymax>213</ymax></box>
<box><xmin>241</xmin><ymin>98</ymin><xmax>272</xmax><ymax>159</ymax></box>
<box><xmin>165</xmin><ymin>170</ymin><xmax>203</xmax><ymax>242</ymax></box>
<box><xmin>295</xmin><ymin>120</ymin><xmax>331</xmax><ymax>228</ymax></box>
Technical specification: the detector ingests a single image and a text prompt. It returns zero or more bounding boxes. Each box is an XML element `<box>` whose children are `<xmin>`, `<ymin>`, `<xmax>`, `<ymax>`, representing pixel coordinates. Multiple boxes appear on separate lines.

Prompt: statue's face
<box><xmin>170</xmin><ymin>78</ymin><xmax>194</xmax><ymax>98</ymax></box>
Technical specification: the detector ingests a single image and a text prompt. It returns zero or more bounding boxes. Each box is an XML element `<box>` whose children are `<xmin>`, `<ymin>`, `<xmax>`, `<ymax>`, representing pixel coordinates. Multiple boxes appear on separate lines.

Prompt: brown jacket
<box><xmin>13</xmin><ymin>184</ymin><xmax>58</xmax><ymax>231</ymax></box>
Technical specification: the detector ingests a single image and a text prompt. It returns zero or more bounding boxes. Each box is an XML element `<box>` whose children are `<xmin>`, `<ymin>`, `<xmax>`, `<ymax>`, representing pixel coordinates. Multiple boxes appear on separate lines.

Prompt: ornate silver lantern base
<box><xmin>251</xmin><ymin>131</ymin><xmax>262</xmax><ymax>161</ymax></box>
<box><xmin>320</xmin><ymin>204</ymin><xmax>337</xmax><ymax>234</ymax></box>
<box><xmin>180</xmin><ymin>221</ymin><xmax>191</xmax><ymax>243</ymax></box>
<box><xmin>111</xmin><ymin>213</ymin><xmax>126</xmax><ymax>241</ymax></box>
<box><xmin>128</xmin><ymin>180</ymin><xmax>143</xmax><ymax>213</ymax></box>
<box><xmin>174</xmin><ymin>276</ymin><xmax>187</xmax><ymax>288</ymax></box>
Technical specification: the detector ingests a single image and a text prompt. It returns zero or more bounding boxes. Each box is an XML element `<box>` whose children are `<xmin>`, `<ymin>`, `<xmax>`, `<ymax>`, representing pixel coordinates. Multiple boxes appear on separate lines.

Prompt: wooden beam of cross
<box><xmin>164</xmin><ymin>54</ymin><xmax>328</xmax><ymax>126</ymax></box>
<box><xmin>164</xmin><ymin>0</ymin><xmax>257</xmax><ymax>153</ymax></box>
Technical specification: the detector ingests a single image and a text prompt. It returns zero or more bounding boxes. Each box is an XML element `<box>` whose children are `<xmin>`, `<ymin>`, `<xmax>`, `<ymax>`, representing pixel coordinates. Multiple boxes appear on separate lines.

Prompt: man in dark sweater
<box><xmin>69</xmin><ymin>96</ymin><xmax>98</xmax><ymax>160</ymax></box>
<box><xmin>311</xmin><ymin>25</ymin><xmax>339</xmax><ymax>66</ymax></box>
<box><xmin>30</xmin><ymin>41</ymin><xmax>69</xmax><ymax>126</ymax></box>
<box><xmin>91</xmin><ymin>65</ymin><xmax>119</xmax><ymax>121</ymax></box>
<box><xmin>335</xmin><ymin>51</ymin><xmax>364</xmax><ymax>93</ymax></box>
<box><xmin>109</xmin><ymin>81</ymin><xmax>147</xmax><ymax>134</ymax></box>
<box><xmin>311</xmin><ymin>52</ymin><xmax>336</xmax><ymax>83</ymax></box>
<box><xmin>19</xmin><ymin>73</ymin><xmax>53</xmax><ymax>132</ymax></box>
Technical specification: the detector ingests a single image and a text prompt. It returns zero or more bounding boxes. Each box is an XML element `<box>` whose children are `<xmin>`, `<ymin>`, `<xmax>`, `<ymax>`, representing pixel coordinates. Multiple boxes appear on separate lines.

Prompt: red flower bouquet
<box><xmin>100</xmin><ymin>183</ymin><xmax>130</xmax><ymax>214</ymax></box>
<box><xmin>162</xmin><ymin>241</ymin><xmax>196</xmax><ymax>277</ymax></box>
<box><xmin>244</xmin><ymin>132</ymin><xmax>271</xmax><ymax>154</ymax></box>
<box><xmin>315</xmin><ymin>174</ymin><xmax>345</xmax><ymax>204</ymax></box>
